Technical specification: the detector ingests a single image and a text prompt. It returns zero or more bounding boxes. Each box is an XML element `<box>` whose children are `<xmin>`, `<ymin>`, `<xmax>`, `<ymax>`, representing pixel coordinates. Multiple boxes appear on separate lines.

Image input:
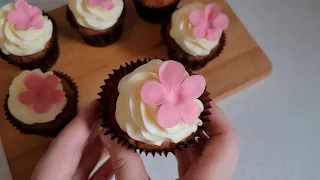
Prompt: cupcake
<box><xmin>162</xmin><ymin>3</ymin><xmax>229</xmax><ymax>70</ymax></box>
<box><xmin>4</xmin><ymin>69</ymin><xmax>78</xmax><ymax>137</ymax></box>
<box><xmin>67</xmin><ymin>0</ymin><xmax>125</xmax><ymax>47</ymax></box>
<box><xmin>98</xmin><ymin>59</ymin><xmax>212</xmax><ymax>155</ymax></box>
<box><xmin>133</xmin><ymin>0</ymin><xmax>180</xmax><ymax>24</ymax></box>
<box><xmin>0</xmin><ymin>0</ymin><xmax>59</xmax><ymax>71</ymax></box>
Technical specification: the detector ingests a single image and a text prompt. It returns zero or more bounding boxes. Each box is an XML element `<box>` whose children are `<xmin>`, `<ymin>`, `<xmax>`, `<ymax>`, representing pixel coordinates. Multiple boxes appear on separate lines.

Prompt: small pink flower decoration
<box><xmin>19</xmin><ymin>73</ymin><xmax>65</xmax><ymax>114</ymax></box>
<box><xmin>189</xmin><ymin>3</ymin><xmax>229</xmax><ymax>41</ymax></box>
<box><xmin>7</xmin><ymin>0</ymin><xmax>44</xmax><ymax>31</ymax></box>
<box><xmin>141</xmin><ymin>61</ymin><xmax>206</xmax><ymax>128</ymax></box>
<box><xmin>88</xmin><ymin>0</ymin><xmax>114</xmax><ymax>11</ymax></box>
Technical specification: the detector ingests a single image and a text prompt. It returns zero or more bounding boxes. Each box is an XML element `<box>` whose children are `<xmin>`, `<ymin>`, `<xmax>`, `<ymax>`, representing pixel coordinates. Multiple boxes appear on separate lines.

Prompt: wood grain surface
<box><xmin>0</xmin><ymin>0</ymin><xmax>271</xmax><ymax>179</ymax></box>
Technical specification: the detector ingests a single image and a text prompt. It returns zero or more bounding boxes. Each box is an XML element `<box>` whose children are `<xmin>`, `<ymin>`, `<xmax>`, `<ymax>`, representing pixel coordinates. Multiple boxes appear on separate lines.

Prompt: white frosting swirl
<box><xmin>68</xmin><ymin>0</ymin><xmax>124</xmax><ymax>30</ymax></box>
<box><xmin>0</xmin><ymin>4</ymin><xmax>53</xmax><ymax>56</ymax></box>
<box><xmin>8</xmin><ymin>69</ymin><xmax>67</xmax><ymax>125</ymax></box>
<box><xmin>169</xmin><ymin>2</ymin><xmax>222</xmax><ymax>56</ymax></box>
<box><xmin>116</xmin><ymin>60</ymin><xmax>204</xmax><ymax>146</ymax></box>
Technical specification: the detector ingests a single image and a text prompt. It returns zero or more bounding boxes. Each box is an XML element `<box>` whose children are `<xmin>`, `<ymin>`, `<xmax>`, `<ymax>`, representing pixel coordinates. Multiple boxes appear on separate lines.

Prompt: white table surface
<box><xmin>2</xmin><ymin>0</ymin><xmax>320</xmax><ymax>179</ymax></box>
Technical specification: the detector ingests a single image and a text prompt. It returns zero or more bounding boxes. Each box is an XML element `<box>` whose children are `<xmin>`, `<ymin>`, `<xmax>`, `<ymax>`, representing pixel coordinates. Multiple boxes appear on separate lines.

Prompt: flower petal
<box><xmin>29</xmin><ymin>7</ymin><xmax>42</xmax><ymax>18</ymax></box>
<box><xmin>19</xmin><ymin>91</ymin><xmax>36</xmax><ymax>105</ymax></box>
<box><xmin>158</xmin><ymin>103</ymin><xmax>181</xmax><ymax>128</ymax></box>
<box><xmin>24</xmin><ymin>74</ymin><xmax>43</xmax><ymax>90</ymax></box>
<box><xmin>193</xmin><ymin>25</ymin><xmax>207</xmax><ymax>39</ymax></box>
<box><xmin>49</xmin><ymin>89</ymin><xmax>65</xmax><ymax>104</ymax></box>
<box><xmin>207</xmin><ymin>28</ymin><xmax>221</xmax><ymax>41</ymax></box>
<box><xmin>33</xmin><ymin>100</ymin><xmax>51</xmax><ymax>114</ymax></box>
<box><xmin>7</xmin><ymin>10</ymin><xmax>28</xmax><ymax>24</ymax></box>
<box><xmin>141</xmin><ymin>81</ymin><xmax>168</xmax><ymax>106</ymax></box>
<box><xmin>43</xmin><ymin>75</ymin><xmax>60</xmax><ymax>89</ymax></box>
<box><xmin>101</xmin><ymin>0</ymin><xmax>114</xmax><ymax>10</ymax></box>
<box><xmin>177</xmin><ymin>75</ymin><xmax>206</xmax><ymax>101</ymax></box>
<box><xmin>159</xmin><ymin>61</ymin><xmax>186</xmax><ymax>91</ymax></box>
<box><xmin>181</xmin><ymin>101</ymin><xmax>201</xmax><ymax>124</ymax></box>
<box><xmin>189</xmin><ymin>10</ymin><xmax>206</xmax><ymax>26</ymax></box>
<box><xmin>15</xmin><ymin>0</ymin><xmax>30</xmax><ymax>13</ymax></box>
<box><xmin>205</xmin><ymin>3</ymin><xmax>221</xmax><ymax>18</ymax></box>
<box><xmin>212</xmin><ymin>13</ymin><xmax>229</xmax><ymax>30</ymax></box>
<box><xmin>31</xmin><ymin>17</ymin><xmax>43</xmax><ymax>29</ymax></box>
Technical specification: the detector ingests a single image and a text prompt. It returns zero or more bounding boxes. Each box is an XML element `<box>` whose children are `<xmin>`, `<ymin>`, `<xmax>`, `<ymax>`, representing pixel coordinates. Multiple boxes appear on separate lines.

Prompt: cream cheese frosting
<box><xmin>68</xmin><ymin>0</ymin><xmax>124</xmax><ymax>30</ymax></box>
<box><xmin>116</xmin><ymin>60</ymin><xmax>204</xmax><ymax>146</ymax></box>
<box><xmin>0</xmin><ymin>3</ymin><xmax>53</xmax><ymax>56</ymax></box>
<box><xmin>8</xmin><ymin>69</ymin><xmax>67</xmax><ymax>125</ymax></box>
<box><xmin>169</xmin><ymin>2</ymin><xmax>222</xmax><ymax>56</ymax></box>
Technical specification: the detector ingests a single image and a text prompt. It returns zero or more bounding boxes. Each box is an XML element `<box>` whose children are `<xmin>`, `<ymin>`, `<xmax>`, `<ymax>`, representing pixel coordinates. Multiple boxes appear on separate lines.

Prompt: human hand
<box><xmin>175</xmin><ymin>102</ymin><xmax>240</xmax><ymax>180</ymax></box>
<box><xmin>31</xmin><ymin>100</ymin><xmax>239</xmax><ymax>180</ymax></box>
<box><xmin>31</xmin><ymin>100</ymin><xmax>149</xmax><ymax>180</ymax></box>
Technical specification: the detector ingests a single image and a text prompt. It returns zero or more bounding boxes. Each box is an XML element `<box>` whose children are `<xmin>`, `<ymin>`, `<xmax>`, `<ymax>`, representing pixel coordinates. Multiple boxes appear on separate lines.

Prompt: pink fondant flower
<box><xmin>19</xmin><ymin>73</ymin><xmax>65</xmax><ymax>114</ymax></box>
<box><xmin>141</xmin><ymin>61</ymin><xmax>206</xmax><ymax>128</ymax></box>
<box><xmin>189</xmin><ymin>3</ymin><xmax>229</xmax><ymax>41</ymax></box>
<box><xmin>7</xmin><ymin>0</ymin><xmax>43</xmax><ymax>31</ymax></box>
<box><xmin>88</xmin><ymin>0</ymin><xmax>114</xmax><ymax>11</ymax></box>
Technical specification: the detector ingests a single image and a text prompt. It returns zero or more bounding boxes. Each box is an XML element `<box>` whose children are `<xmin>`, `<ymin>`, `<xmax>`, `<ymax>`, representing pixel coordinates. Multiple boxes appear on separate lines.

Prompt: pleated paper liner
<box><xmin>133</xmin><ymin>0</ymin><xmax>179</xmax><ymax>24</ymax></box>
<box><xmin>0</xmin><ymin>13</ymin><xmax>59</xmax><ymax>71</ymax></box>
<box><xmin>4</xmin><ymin>71</ymin><xmax>79</xmax><ymax>137</ymax></box>
<box><xmin>66</xmin><ymin>5</ymin><xmax>125</xmax><ymax>47</ymax></box>
<box><xmin>98</xmin><ymin>58</ymin><xmax>212</xmax><ymax>156</ymax></box>
<box><xmin>161</xmin><ymin>19</ymin><xmax>226</xmax><ymax>70</ymax></box>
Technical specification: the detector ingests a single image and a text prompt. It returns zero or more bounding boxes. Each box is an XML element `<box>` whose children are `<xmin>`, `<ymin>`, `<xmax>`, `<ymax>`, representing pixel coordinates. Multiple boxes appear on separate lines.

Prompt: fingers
<box><xmin>100</xmin><ymin>133</ymin><xmax>149</xmax><ymax>180</ymax></box>
<box><xmin>175</xmin><ymin>149</ymin><xmax>193</xmax><ymax>176</ymax></box>
<box><xmin>90</xmin><ymin>159</ymin><xmax>114</xmax><ymax>180</ymax></box>
<box><xmin>31</xmin><ymin>101</ymin><xmax>100</xmax><ymax>180</ymax></box>
<box><xmin>73</xmin><ymin>135</ymin><xmax>105</xmax><ymax>180</ymax></box>
<box><xmin>182</xmin><ymin>102</ymin><xmax>240</xmax><ymax>180</ymax></box>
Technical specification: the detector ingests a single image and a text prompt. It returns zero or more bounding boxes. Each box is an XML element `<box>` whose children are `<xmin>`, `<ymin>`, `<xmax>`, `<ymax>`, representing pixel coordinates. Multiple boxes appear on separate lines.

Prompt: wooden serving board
<box><xmin>0</xmin><ymin>0</ymin><xmax>271</xmax><ymax>179</ymax></box>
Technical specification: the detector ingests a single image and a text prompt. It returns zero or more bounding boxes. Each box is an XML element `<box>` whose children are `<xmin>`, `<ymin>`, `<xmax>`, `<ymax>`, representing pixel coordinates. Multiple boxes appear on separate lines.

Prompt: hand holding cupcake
<box><xmin>0</xmin><ymin>0</ymin><xmax>59</xmax><ymax>70</ymax></box>
<box><xmin>162</xmin><ymin>3</ymin><xmax>229</xmax><ymax>70</ymax></box>
<box><xmin>99</xmin><ymin>59</ymin><xmax>212</xmax><ymax>155</ymax></box>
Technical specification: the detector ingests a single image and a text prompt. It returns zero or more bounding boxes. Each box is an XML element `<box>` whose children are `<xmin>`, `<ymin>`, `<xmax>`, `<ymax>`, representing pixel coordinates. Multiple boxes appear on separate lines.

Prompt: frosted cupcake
<box><xmin>99</xmin><ymin>59</ymin><xmax>212</xmax><ymax>155</ymax></box>
<box><xmin>4</xmin><ymin>69</ymin><xmax>78</xmax><ymax>137</ymax></box>
<box><xmin>162</xmin><ymin>3</ymin><xmax>229</xmax><ymax>70</ymax></box>
<box><xmin>67</xmin><ymin>0</ymin><xmax>125</xmax><ymax>47</ymax></box>
<box><xmin>0</xmin><ymin>0</ymin><xmax>59</xmax><ymax>71</ymax></box>
<box><xmin>133</xmin><ymin>0</ymin><xmax>180</xmax><ymax>24</ymax></box>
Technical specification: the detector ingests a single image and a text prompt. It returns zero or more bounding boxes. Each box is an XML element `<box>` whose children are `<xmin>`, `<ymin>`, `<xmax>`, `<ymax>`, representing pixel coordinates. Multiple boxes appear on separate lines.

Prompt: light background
<box><xmin>1</xmin><ymin>0</ymin><xmax>320</xmax><ymax>179</ymax></box>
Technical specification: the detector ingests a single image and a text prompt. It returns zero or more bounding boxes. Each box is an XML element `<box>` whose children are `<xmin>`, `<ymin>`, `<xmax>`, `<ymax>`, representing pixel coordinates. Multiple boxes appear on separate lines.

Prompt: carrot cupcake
<box><xmin>67</xmin><ymin>0</ymin><xmax>125</xmax><ymax>47</ymax></box>
<box><xmin>133</xmin><ymin>0</ymin><xmax>180</xmax><ymax>24</ymax></box>
<box><xmin>4</xmin><ymin>69</ymin><xmax>78</xmax><ymax>137</ymax></box>
<box><xmin>99</xmin><ymin>59</ymin><xmax>212</xmax><ymax>155</ymax></box>
<box><xmin>162</xmin><ymin>3</ymin><xmax>229</xmax><ymax>70</ymax></box>
<box><xmin>0</xmin><ymin>0</ymin><xmax>59</xmax><ymax>71</ymax></box>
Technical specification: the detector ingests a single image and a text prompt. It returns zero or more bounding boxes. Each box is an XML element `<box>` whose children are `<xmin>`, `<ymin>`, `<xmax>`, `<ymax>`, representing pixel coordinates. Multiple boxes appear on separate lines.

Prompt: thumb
<box><xmin>100</xmin><ymin>133</ymin><xmax>149</xmax><ymax>180</ymax></box>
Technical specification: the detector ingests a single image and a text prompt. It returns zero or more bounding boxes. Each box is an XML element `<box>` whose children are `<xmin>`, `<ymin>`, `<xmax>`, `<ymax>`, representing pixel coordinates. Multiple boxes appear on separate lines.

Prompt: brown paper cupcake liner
<box><xmin>66</xmin><ymin>6</ymin><xmax>125</xmax><ymax>47</ymax></box>
<box><xmin>133</xmin><ymin>0</ymin><xmax>179</xmax><ymax>24</ymax></box>
<box><xmin>98</xmin><ymin>58</ymin><xmax>212</xmax><ymax>156</ymax></box>
<box><xmin>4</xmin><ymin>71</ymin><xmax>78</xmax><ymax>137</ymax></box>
<box><xmin>0</xmin><ymin>13</ymin><xmax>59</xmax><ymax>71</ymax></box>
<box><xmin>161</xmin><ymin>20</ymin><xmax>226</xmax><ymax>70</ymax></box>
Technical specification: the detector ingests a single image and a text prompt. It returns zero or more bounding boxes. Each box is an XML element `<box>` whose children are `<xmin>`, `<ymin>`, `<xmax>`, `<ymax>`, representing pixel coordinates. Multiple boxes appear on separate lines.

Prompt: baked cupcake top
<box><xmin>116</xmin><ymin>60</ymin><xmax>206</xmax><ymax>146</ymax></box>
<box><xmin>68</xmin><ymin>0</ymin><xmax>124</xmax><ymax>30</ymax></box>
<box><xmin>169</xmin><ymin>3</ymin><xmax>229</xmax><ymax>56</ymax></box>
<box><xmin>8</xmin><ymin>69</ymin><xmax>67</xmax><ymax>125</ymax></box>
<box><xmin>0</xmin><ymin>0</ymin><xmax>53</xmax><ymax>56</ymax></box>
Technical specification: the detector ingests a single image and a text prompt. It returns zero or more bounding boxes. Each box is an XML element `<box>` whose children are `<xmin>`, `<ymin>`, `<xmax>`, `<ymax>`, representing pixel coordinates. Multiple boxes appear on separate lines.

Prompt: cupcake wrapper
<box><xmin>98</xmin><ymin>58</ymin><xmax>212</xmax><ymax>156</ymax></box>
<box><xmin>133</xmin><ymin>0</ymin><xmax>179</xmax><ymax>24</ymax></box>
<box><xmin>4</xmin><ymin>71</ymin><xmax>78</xmax><ymax>137</ymax></box>
<box><xmin>0</xmin><ymin>13</ymin><xmax>59</xmax><ymax>71</ymax></box>
<box><xmin>161</xmin><ymin>20</ymin><xmax>226</xmax><ymax>70</ymax></box>
<box><xmin>66</xmin><ymin>6</ymin><xmax>125</xmax><ymax>47</ymax></box>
